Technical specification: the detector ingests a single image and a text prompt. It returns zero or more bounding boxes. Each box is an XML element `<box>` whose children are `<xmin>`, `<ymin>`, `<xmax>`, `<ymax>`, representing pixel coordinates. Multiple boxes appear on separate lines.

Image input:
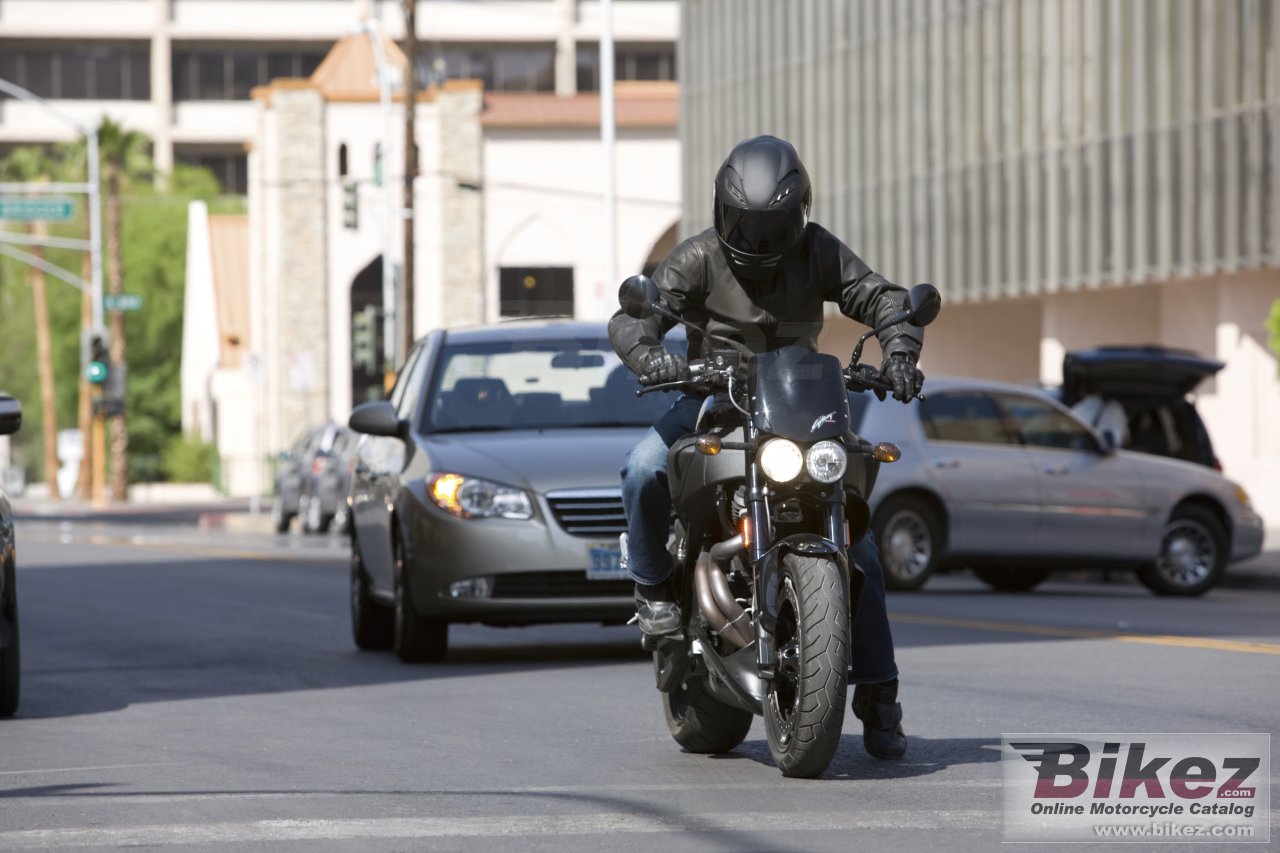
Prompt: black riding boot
<box><xmin>852</xmin><ymin>678</ymin><xmax>907</xmax><ymax>759</ymax></box>
<box><xmin>633</xmin><ymin>581</ymin><xmax>682</xmax><ymax>646</ymax></box>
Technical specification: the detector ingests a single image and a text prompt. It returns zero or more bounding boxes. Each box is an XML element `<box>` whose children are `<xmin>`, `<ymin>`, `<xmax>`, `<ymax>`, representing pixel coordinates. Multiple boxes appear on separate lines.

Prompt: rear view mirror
<box><xmin>349</xmin><ymin>400</ymin><xmax>405</xmax><ymax>438</ymax></box>
<box><xmin>618</xmin><ymin>275</ymin><xmax>660</xmax><ymax>319</ymax></box>
<box><xmin>0</xmin><ymin>396</ymin><xmax>20</xmax><ymax>436</ymax></box>
<box><xmin>905</xmin><ymin>283</ymin><xmax>942</xmax><ymax>328</ymax></box>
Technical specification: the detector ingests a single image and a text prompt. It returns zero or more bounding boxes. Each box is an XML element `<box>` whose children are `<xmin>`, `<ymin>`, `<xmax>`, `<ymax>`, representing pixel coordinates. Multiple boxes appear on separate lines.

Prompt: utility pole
<box><xmin>29</xmin><ymin>218</ymin><xmax>60</xmax><ymax>499</ymax></box>
<box><xmin>401</xmin><ymin>0</ymin><xmax>418</xmax><ymax>360</ymax></box>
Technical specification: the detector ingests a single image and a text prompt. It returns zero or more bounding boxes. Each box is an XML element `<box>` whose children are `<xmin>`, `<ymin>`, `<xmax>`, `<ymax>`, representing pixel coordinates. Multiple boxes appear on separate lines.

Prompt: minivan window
<box><xmin>919</xmin><ymin>393</ymin><xmax>1015</xmax><ymax>445</ymax></box>
<box><xmin>995</xmin><ymin>393</ymin><xmax>1098</xmax><ymax>451</ymax></box>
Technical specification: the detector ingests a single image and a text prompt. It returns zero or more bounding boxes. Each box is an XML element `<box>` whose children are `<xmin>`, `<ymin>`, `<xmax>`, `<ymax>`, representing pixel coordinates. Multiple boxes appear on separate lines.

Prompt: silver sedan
<box><xmin>854</xmin><ymin>377</ymin><xmax>1264</xmax><ymax>595</ymax></box>
<box><xmin>345</xmin><ymin>321</ymin><xmax>676</xmax><ymax>662</ymax></box>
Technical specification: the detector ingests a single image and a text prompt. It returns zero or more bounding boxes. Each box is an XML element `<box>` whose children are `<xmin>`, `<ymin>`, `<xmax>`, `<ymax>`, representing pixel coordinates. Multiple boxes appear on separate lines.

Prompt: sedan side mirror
<box><xmin>618</xmin><ymin>274</ymin><xmax>660</xmax><ymax>319</ymax></box>
<box><xmin>349</xmin><ymin>400</ymin><xmax>405</xmax><ymax>438</ymax></box>
<box><xmin>0</xmin><ymin>396</ymin><xmax>21</xmax><ymax>436</ymax></box>
<box><xmin>905</xmin><ymin>283</ymin><xmax>942</xmax><ymax>328</ymax></box>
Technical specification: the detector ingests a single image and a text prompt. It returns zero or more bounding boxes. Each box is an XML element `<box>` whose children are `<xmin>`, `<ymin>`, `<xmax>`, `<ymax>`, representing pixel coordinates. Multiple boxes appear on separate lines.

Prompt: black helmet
<box><xmin>713</xmin><ymin>135</ymin><xmax>812</xmax><ymax>278</ymax></box>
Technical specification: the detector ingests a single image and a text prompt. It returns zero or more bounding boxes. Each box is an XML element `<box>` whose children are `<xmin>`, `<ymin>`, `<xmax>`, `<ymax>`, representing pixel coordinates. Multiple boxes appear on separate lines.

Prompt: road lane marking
<box><xmin>0</xmin><ymin>811</ymin><xmax>996</xmax><ymax>848</ymax></box>
<box><xmin>0</xmin><ymin>780</ymin><xmax>1005</xmax><ymax>804</ymax></box>
<box><xmin>893</xmin><ymin>612</ymin><xmax>1280</xmax><ymax>656</ymax></box>
<box><xmin>20</xmin><ymin>532</ymin><xmax>345</xmax><ymax>565</ymax></box>
<box><xmin>0</xmin><ymin>762</ymin><xmax>179</xmax><ymax>776</ymax></box>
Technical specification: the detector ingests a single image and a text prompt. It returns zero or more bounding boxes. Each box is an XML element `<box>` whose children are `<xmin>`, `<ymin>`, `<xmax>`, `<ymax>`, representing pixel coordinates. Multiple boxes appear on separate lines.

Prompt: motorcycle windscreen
<box><xmin>750</xmin><ymin>346</ymin><xmax>851</xmax><ymax>440</ymax></box>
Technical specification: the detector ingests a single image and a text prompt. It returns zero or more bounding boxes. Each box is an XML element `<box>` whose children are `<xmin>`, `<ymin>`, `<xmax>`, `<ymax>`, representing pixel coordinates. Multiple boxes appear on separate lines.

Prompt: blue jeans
<box><xmin>620</xmin><ymin>395</ymin><xmax>899</xmax><ymax>684</ymax></box>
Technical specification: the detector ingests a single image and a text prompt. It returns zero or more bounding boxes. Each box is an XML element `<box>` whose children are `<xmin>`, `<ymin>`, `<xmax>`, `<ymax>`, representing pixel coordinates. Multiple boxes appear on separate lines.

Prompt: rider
<box><xmin>609</xmin><ymin>135</ymin><xmax>926</xmax><ymax>760</ymax></box>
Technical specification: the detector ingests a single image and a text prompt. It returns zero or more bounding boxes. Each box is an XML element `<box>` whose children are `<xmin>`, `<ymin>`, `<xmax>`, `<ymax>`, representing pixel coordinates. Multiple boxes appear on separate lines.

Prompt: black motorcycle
<box><xmin>619</xmin><ymin>275</ymin><xmax>941</xmax><ymax>778</ymax></box>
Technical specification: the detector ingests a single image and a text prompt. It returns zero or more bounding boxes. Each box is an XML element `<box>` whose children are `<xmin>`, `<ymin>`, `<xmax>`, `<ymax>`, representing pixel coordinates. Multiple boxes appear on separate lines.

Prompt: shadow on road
<box><xmin>729</xmin><ymin>734</ymin><xmax>999</xmax><ymax>781</ymax></box>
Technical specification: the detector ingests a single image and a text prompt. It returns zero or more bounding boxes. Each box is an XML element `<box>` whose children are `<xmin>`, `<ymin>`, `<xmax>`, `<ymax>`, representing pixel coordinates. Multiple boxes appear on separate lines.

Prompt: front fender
<box><xmin>756</xmin><ymin>533</ymin><xmax>858</xmax><ymax>634</ymax></box>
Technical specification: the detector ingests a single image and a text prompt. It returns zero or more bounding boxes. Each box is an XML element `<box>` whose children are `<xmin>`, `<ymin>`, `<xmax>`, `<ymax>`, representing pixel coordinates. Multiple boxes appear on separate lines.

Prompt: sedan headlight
<box><xmin>759</xmin><ymin>438</ymin><xmax>804</xmax><ymax>483</ymax></box>
<box><xmin>429</xmin><ymin>473</ymin><xmax>533</xmax><ymax>519</ymax></box>
<box><xmin>1234</xmin><ymin>484</ymin><xmax>1252</xmax><ymax>509</ymax></box>
<box><xmin>805</xmin><ymin>440</ymin><xmax>847</xmax><ymax>483</ymax></box>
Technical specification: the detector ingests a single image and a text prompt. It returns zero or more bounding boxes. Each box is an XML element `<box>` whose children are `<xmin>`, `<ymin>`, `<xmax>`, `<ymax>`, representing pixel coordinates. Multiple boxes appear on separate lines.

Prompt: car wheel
<box><xmin>973</xmin><ymin>565</ymin><xmax>1052</xmax><ymax>592</ymax></box>
<box><xmin>350</xmin><ymin>533</ymin><xmax>393</xmax><ymax>650</ymax></box>
<box><xmin>1139</xmin><ymin>505</ymin><xmax>1227</xmax><ymax>597</ymax></box>
<box><xmin>0</xmin><ymin>560</ymin><xmax>19</xmax><ymax>717</ymax></box>
<box><xmin>392</xmin><ymin>532</ymin><xmax>448</xmax><ymax>662</ymax></box>
<box><xmin>303</xmin><ymin>494</ymin><xmax>331</xmax><ymax>535</ymax></box>
<box><xmin>333</xmin><ymin>502</ymin><xmax>352</xmax><ymax>536</ymax></box>
<box><xmin>873</xmin><ymin>496</ymin><xmax>943</xmax><ymax>591</ymax></box>
<box><xmin>271</xmin><ymin>495</ymin><xmax>292</xmax><ymax>534</ymax></box>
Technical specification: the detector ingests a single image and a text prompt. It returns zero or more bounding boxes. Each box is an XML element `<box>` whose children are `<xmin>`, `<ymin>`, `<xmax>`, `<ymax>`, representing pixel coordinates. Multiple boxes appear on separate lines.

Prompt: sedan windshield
<box><xmin>424</xmin><ymin>338</ymin><xmax>673</xmax><ymax>432</ymax></box>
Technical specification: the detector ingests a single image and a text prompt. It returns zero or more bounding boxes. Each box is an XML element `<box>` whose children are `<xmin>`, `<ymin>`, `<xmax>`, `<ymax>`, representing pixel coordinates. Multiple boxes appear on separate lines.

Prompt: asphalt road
<box><xmin>1</xmin><ymin>519</ymin><xmax>1276</xmax><ymax>852</ymax></box>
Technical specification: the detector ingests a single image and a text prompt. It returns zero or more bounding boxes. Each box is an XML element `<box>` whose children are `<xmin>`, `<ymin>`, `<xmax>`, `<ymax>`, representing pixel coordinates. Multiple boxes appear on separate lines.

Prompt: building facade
<box><xmin>681</xmin><ymin>0</ymin><xmax>1280</xmax><ymax>522</ymax></box>
<box><xmin>0</xmin><ymin>0</ymin><xmax>677</xmax><ymax>192</ymax></box>
<box><xmin>182</xmin><ymin>26</ymin><xmax>679</xmax><ymax>494</ymax></box>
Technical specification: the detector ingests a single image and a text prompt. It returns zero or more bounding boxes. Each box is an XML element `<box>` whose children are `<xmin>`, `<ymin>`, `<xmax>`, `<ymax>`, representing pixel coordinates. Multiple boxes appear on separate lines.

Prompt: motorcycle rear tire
<box><xmin>662</xmin><ymin>672</ymin><xmax>753</xmax><ymax>754</ymax></box>
<box><xmin>763</xmin><ymin>553</ymin><xmax>850</xmax><ymax>778</ymax></box>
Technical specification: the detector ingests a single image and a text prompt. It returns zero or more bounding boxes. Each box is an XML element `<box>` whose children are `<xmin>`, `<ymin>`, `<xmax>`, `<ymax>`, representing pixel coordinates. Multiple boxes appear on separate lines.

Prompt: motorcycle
<box><xmin>618</xmin><ymin>274</ymin><xmax>941</xmax><ymax>778</ymax></box>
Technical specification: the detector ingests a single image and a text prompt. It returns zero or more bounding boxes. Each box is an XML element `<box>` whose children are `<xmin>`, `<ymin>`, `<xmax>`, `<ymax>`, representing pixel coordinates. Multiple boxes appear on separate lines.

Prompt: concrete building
<box><xmin>180</xmin><ymin>12</ymin><xmax>679</xmax><ymax>495</ymax></box>
<box><xmin>0</xmin><ymin>0</ymin><xmax>677</xmax><ymax>192</ymax></box>
<box><xmin>681</xmin><ymin>0</ymin><xmax>1280</xmax><ymax>524</ymax></box>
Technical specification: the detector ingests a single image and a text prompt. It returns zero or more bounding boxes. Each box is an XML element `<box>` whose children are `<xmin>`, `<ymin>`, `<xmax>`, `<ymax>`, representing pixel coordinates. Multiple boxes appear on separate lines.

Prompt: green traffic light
<box><xmin>86</xmin><ymin>360</ymin><xmax>108</xmax><ymax>384</ymax></box>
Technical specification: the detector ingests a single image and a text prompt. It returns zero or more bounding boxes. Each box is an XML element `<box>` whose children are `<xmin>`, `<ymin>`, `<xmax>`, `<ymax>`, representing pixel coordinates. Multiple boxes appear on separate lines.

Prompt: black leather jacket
<box><xmin>609</xmin><ymin>224</ymin><xmax>923</xmax><ymax>373</ymax></box>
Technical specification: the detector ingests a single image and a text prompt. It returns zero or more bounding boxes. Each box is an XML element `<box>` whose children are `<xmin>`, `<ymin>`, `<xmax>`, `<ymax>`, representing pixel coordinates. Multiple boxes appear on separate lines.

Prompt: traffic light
<box><xmin>351</xmin><ymin>305</ymin><xmax>382</xmax><ymax>376</ymax></box>
<box><xmin>84</xmin><ymin>330</ymin><xmax>110</xmax><ymax>385</ymax></box>
<box><xmin>342</xmin><ymin>181</ymin><xmax>358</xmax><ymax>230</ymax></box>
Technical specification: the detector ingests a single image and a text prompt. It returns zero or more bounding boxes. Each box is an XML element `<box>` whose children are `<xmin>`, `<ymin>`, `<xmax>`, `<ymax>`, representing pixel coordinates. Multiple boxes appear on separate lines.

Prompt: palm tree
<box><xmin>95</xmin><ymin>119</ymin><xmax>152</xmax><ymax>501</ymax></box>
<box><xmin>0</xmin><ymin>147</ymin><xmax>61</xmax><ymax>499</ymax></box>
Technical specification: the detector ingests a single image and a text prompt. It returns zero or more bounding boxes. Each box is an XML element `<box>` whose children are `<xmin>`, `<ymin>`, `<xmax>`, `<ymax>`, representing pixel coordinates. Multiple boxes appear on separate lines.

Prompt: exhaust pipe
<box><xmin>694</xmin><ymin>534</ymin><xmax>752</xmax><ymax>649</ymax></box>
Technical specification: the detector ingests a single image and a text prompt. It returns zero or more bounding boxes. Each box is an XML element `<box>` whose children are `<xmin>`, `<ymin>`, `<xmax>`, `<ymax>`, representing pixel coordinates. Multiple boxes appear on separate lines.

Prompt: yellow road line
<box><xmin>893</xmin><ymin>612</ymin><xmax>1280</xmax><ymax>656</ymax></box>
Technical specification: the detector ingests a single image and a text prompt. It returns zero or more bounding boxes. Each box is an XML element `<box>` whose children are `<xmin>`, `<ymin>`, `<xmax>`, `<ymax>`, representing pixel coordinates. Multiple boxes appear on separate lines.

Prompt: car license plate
<box><xmin>587</xmin><ymin>542</ymin><xmax>625</xmax><ymax>580</ymax></box>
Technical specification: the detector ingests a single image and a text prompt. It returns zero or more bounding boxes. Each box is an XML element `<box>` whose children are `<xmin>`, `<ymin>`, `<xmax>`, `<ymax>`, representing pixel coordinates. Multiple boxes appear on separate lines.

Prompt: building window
<box><xmin>0</xmin><ymin>42</ymin><xmax>151</xmax><ymax>100</ymax></box>
<box><xmin>338</xmin><ymin>143</ymin><xmax>348</xmax><ymax>178</ymax></box>
<box><xmin>172</xmin><ymin>46</ymin><xmax>328</xmax><ymax>101</ymax></box>
<box><xmin>499</xmin><ymin>267</ymin><xmax>574</xmax><ymax>318</ymax></box>
<box><xmin>176</xmin><ymin>147</ymin><xmax>247</xmax><ymax>195</ymax></box>
<box><xmin>576</xmin><ymin>43</ymin><xmax>676</xmax><ymax>92</ymax></box>
<box><xmin>417</xmin><ymin>43</ymin><xmax>555</xmax><ymax>92</ymax></box>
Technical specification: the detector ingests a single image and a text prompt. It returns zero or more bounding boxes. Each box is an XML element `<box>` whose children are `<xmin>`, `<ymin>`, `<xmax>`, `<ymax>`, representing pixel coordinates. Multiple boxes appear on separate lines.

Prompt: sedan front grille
<box><xmin>545</xmin><ymin>489</ymin><xmax>627</xmax><ymax>538</ymax></box>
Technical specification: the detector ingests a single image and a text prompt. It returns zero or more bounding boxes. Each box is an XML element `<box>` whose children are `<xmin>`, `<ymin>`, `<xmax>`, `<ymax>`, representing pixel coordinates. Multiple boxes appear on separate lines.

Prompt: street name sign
<box><xmin>104</xmin><ymin>294</ymin><xmax>143</xmax><ymax>312</ymax></box>
<box><xmin>0</xmin><ymin>197</ymin><xmax>75</xmax><ymax>222</ymax></box>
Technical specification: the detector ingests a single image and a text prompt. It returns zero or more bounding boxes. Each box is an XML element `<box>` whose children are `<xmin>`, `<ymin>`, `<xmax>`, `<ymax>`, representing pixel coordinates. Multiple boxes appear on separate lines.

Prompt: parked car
<box><xmin>852</xmin><ymin>377</ymin><xmax>1264</xmax><ymax>596</ymax></box>
<box><xmin>300</xmin><ymin>425</ymin><xmax>358</xmax><ymax>535</ymax></box>
<box><xmin>272</xmin><ymin>422</ymin><xmax>348</xmax><ymax>533</ymax></box>
<box><xmin>0</xmin><ymin>395</ymin><xmax>23</xmax><ymax>716</ymax></box>
<box><xmin>1059</xmin><ymin>345</ymin><xmax>1224</xmax><ymax>469</ymax></box>
<box><xmin>346</xmin><ymin>320</ymin><xmax>676</xmax><ymax>661</ymax></box>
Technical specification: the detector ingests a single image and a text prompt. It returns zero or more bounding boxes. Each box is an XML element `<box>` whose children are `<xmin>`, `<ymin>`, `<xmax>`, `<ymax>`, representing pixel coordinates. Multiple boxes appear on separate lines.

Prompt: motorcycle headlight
<box><xmin>805</xmin><ymin>440</ymin><xmax>847</xmax><ymax>483</ymax></box>
<box><xmin>759</xmin><ymin>438</ymin><xmax>804</xmax><ymax>483</ymax></box>
<box><xmin>429</xmin><ymin>473</ymin><xmax>533</xmax><ymax>519</ymax></box>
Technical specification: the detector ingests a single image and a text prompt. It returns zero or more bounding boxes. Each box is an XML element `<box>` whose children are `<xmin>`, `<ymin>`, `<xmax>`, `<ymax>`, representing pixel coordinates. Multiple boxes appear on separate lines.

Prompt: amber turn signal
<box><xmin>695</xmin><ymin>434</ymin><xmax>722</xmax><ymax>455</ymax></box>
<box><xmin>873</xmin><ymin>442</ymin><xmax>902</xmax><ymax>463</ymax></box>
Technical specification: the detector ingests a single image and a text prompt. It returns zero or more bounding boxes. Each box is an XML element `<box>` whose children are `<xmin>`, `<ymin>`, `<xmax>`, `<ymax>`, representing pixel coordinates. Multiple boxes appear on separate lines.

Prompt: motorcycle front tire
<box><xmin>763</xmin><ymin>553</ymin><xmax>850</xmax><ymax>778</ymax></box>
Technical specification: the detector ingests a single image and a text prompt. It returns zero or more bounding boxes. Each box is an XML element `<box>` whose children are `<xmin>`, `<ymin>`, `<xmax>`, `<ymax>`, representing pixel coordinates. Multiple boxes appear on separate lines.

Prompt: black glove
<box><xmin>880</xmin><ymin>353</ymin><xmax>925</xmax><ymax>403</ymax></box>
<box><xmin>638</xmin><ymin>347</ymin><xmax>690</xmax><ymax>386</ymax></box>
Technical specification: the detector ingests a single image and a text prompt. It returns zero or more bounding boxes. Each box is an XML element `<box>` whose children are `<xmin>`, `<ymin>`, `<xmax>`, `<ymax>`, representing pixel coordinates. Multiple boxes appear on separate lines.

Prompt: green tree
<box><xmin>2</xmin><ymin>131</ymin><xmax>231</xmax><ymax>491</ymax></box>
<box><xmin>97</xmin><ymin>118</ymin><xmax>153</xmax><ymax>500</ymax></box>
<box><xmin>0</xmin><ymin>146</ymin><xmax>63</xmax><ymax>496</ymax></box>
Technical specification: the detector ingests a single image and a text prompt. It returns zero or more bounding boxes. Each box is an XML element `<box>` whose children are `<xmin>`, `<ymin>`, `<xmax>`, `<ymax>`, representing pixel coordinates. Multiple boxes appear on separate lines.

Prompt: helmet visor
<box><xmin>715</xmin><ymin>204</ymin><xmax>806</xmax><ymax>258</ymax></box>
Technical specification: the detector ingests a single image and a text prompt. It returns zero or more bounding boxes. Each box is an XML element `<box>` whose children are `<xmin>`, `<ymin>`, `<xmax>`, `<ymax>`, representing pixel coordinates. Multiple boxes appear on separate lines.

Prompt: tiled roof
<box><xmin>482</xmin><ymin>81</ymin><xmax>678</xmax><ymax>128</ymax></box>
